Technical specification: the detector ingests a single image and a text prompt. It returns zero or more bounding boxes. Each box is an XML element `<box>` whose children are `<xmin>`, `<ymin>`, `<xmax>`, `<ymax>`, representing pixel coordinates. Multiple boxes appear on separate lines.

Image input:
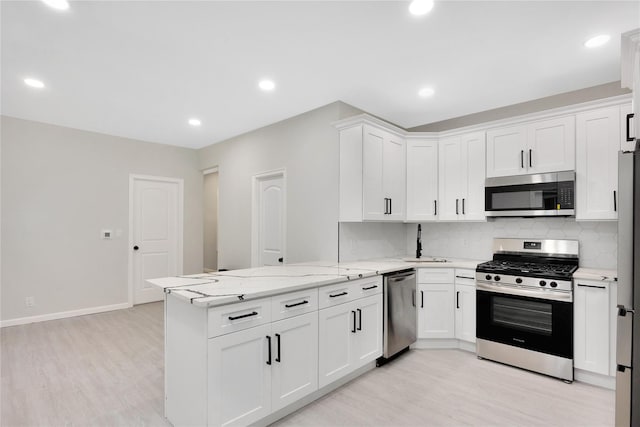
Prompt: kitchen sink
<box><xmin>403</xmin><ymin>257</ymin><xmax>449</xmax><ymax>263</ymax></box>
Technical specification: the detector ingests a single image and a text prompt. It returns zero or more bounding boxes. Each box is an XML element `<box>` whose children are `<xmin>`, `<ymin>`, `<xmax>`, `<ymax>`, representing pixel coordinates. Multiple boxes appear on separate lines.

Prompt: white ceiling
<box><xmin>2</xmin><ymin>1</ymin><xmax>639</xmax><ymax>149</ymax></box>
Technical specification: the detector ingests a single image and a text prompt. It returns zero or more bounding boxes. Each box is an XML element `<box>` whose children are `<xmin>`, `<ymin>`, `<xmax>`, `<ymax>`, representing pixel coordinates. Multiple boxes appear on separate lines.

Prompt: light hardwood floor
<box><xmin>1</xmin><ymin>302</ymin><xmax>615</xmax><ymax>426</ymax></box>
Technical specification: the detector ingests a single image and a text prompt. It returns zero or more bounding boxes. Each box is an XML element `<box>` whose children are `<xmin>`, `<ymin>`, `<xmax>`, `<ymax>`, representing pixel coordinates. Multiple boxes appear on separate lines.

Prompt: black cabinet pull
<box><xmin>614</xmin><ymin>190</ymin><xmax>617</xmax><ymax>212</ymax></box>
<box><xmin>275</xmin><ymin>333</ymin><xmax>281</xmax><ymax>363</ymax></box>
<box><xmin>455</xmin><ymin>275</ymin><xmax>475</xmax><ymax>280</ymax></box>
<box><xmin>456</xmin><ymin>291</ymin><xmax>460</xmax><ymax>309</ymax></box>
<box><xmin>285</xmin><ymin>300</ymin><xmax>309</xmax><ymax>308</ymax></box>
<box><xmin>278</xmin><ymin>257</ymin><xmax>283</xmax><ymax>263</ymax></box>
<box><xmin>351</xmin><ymin>311</ymin><xmax>357</xmax><ymax>333</ymax></box>
<box><xmin>389</xmin><ymin>198</ymin><xmax>392</xmax><ymax>215</ymax></box>
<box><xmin>456</xmin><ymin>199</ymin><xmax>459</xmax><ymax>215</ymax></box>
<box><xmin>329</xmin><ymin>291</ymin><xmax>348</xmax><ymax>298</ymax></box>
<box><xmin>521</xmin><ymin>150</ymin><xmax>524</xmax><ymax>168</ymax></box>
<box><xmin>133</xmin><ymin>245</ymin><xmax>139</xmax><ymax>251</ymax></box>
<box><xmin>577</xmin><ymin>283</ymin><xmax>606</xmax><ymax>290</ymax></box>
<box><xmin>266</xmin><ymin>336</ymin><xmax>272</xmax><ymax>365</ymax></box>
<box><xmin>362</xmin><ymin>285</ymin><xmax>378</xmax><ymax>291</ymax></box>
<box><xmin>357</xmin><ymin>308</ymin><xmax>362</xmax><ymax>331</ymax></box>
<box><xmin>462</xmin><ymin>198</ymin><xmax>465</xmax><ymax>215</ymax></box>
<box><xmin>627</xmin><ymin>113</ymin><xmax>635</xmax><ymax>142</ymax></box>
<box><xmin>434</xmin><ymin>200</ymin><xmax>437</xmax><ymax>216</ymax></box>
<box><xmin>229</xmin><ymin>311</ymin><xmax>258</xmax><ymax>321</ymax></box>
<box><xmin>529</xmin><ymin>149</ymin><xmax>532</xmax><ymax>167</ymax></box>
<box><xmin>421</xmin><ymin>290</ymin><xmax>424</xmax><ymax>308</ymax></box>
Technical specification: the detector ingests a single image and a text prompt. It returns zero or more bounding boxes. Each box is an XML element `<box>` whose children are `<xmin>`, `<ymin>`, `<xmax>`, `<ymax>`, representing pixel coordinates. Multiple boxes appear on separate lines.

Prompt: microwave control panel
<box><xmin>557</xmin><ymin>181</ymin><xmax>574</xmax><ymax>209</ymax></box>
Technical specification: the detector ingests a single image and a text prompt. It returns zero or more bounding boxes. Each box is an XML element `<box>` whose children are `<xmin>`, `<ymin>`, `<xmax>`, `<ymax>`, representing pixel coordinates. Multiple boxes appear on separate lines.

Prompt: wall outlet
<box><xmin>25</xmin><ymin>296</ymin><xmax>35</xmax><ymax>307</ymax></box>
<box><xmin>101</xmin><ymin>229</ymin><xmax>113</xmax><ymax>239</ymax></box>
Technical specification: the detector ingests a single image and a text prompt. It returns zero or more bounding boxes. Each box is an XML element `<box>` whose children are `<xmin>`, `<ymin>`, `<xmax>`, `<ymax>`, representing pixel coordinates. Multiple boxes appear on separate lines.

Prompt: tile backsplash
<box><xmin>405</xmin><ymin>218</ymin><xmax>618</xmax><ymax>270</ymax></box>
<box><xmin>338</xmin><ymin>218</ymin><xmax>618</xmax><ymax>270</ymax></box>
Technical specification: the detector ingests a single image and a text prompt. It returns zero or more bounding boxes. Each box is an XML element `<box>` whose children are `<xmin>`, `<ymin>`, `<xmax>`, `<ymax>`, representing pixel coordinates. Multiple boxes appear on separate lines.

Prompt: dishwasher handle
<box><xmin>386</xmin><ymin>271</ymin><xmax>416</xmax><ymax>283</ymax></box>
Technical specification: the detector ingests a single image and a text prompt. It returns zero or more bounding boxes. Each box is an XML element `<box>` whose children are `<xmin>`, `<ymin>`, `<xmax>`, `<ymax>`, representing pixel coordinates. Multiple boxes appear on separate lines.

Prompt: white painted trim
<box><xmin>0</xmin><ymin>302</ymin><xmax>132</xmax><ymax>328</ymax></box>
<box><xmin>128</xmin><ymin>174</ymin><xmax>184</xmax><ymax>306</ymax></box>
<box><xmin>203</xmin><ymin>167</ymin><xmax>219</xmax><ymax>175</ymax></box>
<box><xmin>332</xmin><ymin>114</ymin><xmax>408</xmax><ymax>136</ymax></box>
<box><xmin>251</xmin><ymin>168</ymin><xmax>287</xmax><ymax>268</ymax></box>
<box><xmin>574</xmin><ymin>369</ymin><xmax>616</xmax><ymax>390</ymax></box>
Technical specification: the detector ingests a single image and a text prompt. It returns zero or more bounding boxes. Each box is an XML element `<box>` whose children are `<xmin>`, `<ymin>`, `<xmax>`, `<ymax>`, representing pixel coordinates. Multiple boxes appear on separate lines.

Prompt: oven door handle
<box><xmin>476</xmin><ymin>282</ymin><xmax>573</xmax><ymax>302</ymax></box>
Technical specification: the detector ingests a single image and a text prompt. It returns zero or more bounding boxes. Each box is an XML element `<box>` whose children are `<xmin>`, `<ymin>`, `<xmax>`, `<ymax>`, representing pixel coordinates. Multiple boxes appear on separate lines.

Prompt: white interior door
<box><xmin>253</xmin><ymin>171</ymin><xmax>285</xmax><ymax>267</ymax></box>
<box><xmin>130</xmin><ymin>175</ymin><xmax>183</xmax><ymax>305</ymax></box>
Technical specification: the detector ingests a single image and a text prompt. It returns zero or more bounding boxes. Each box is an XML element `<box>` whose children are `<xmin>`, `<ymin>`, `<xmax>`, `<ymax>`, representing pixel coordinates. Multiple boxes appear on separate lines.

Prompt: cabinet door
<box><xmin>438</xmin><ymin>137</ymin><xmax>463</xmax><ymax>221</ymax></box>
<box><xmin>417</xmin><ymin>283</ymin><xmax>455</xmax><ymax>339</ymax></box>
<box><xmin>527</xmin><ymin>116</ymin><xmax>575</xmax><ymax>174</ymax></box>
<box><xmin>621</xmin><ymin>103</ymin><xmax>636</xmax><ymax>152</ymax></box>
<box><xmin>454</xmin><ymin>284</ymin><xmax>476</xmax><ymax>343</ymax></box>
<box><xmin>352</xmin><ymin>294</ymin><xmax>383</xmax><ymax>368</ymax></box>
<box><xmin>406</xmin><ymin>139</ymin><xmax>438</xmax><ymax>221</ymax></box>
<box><xmin>362</xmin><ymin>125</ymin><xmax>386</xmax><ymax>220</ymax></box>
<box><xmin>486</xmin><ymin>125</ymin><xmax>527</xmax><ymax>177</ymax></box>
<box><xmin>208</xmin><ymin>324</ymin><xmax>272</xmax><ymax>427</ymax></box>
<box><xmin>318</xmin><ymin>302</ymin><xmax>356</xmax><ymax>388</ymax></box>
<box><xmin>271</xmin><ymin>312</ymin><xmax>319</xmax><ymax>412</ymax></box>
<box><xmin>461</xmin><ymin>132</ymin><xmax>486</xmax><ymax>221</ymax></box>
<box><xmin>574</xmin><ymin>281</ymin><xmax>610</xmax><ymax>375</ymax></box>
<box><xmin>576</xmin><ymin>107</ymin><xmax>620</xmax><ymax>220</ymax></box>
<box><xmin>383</xmin><ymin>134</ymin><xmax>406</xmax><ymax>221</ymax></box>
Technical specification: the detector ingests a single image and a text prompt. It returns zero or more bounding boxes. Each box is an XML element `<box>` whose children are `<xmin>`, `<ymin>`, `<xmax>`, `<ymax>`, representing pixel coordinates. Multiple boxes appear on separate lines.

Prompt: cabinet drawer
<box><xmin>351</xmin><ymin>276</ymin><xmax>383</xmax><ymax>299</ymax></box>
<box><xmin>271</xmin><ymin>288</ymin><xmax>319</xmax><ymax>321</ymax></box>
<box><xmin>319</xmin><ymin>281</ymin><xmax>357</xmax><ymax>309</ymax></box>
<box><xmin>208</xmin><ymin>298</ymin><xmax>272</xmax><ymax>338</ymax></box>
<box><xmin>418</xmin><ymin>268</ymin><xmax>454</xmax><ymax>284</ymax></box>
<box><xmin>454</xmin><ymin>269</ymin><xmax>476</xmax><ymax>286</ymax></box>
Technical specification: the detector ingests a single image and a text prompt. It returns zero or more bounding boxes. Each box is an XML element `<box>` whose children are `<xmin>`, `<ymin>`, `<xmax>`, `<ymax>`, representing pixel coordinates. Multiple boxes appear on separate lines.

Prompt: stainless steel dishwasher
<box><xmin>377</xmin><ymin>269</ymin><xmax>417</xmax><ymax>365</ymax></box>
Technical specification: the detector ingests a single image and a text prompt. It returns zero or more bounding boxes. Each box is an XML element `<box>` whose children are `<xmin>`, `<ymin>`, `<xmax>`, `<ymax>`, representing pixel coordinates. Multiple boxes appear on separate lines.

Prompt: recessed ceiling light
<box><xmin>41</xmin><ymin>0</ymin><xmax>69</xmax><ymax>10</ymax></box>
<box><xmin>409</xmin><ymin>0</ymin><xmax>434</xmax><ymax>16</ymax></box>
<box><xmin>584</xmin><ymin>34</ymin><xmax>610</xmax><ymax>48</ymax></box>
<box><xmin>24</xmin><ymin>78</ymin><xmax>45</xmax><ymax>89</ymax></box>
<box><xmin>259</xmin><ymin>79</ymin><xmax>276</xmax><ymax>91</ymax></box>
<box><xmin>418</xmin><ymin>87</ymin><xmax>435</xmax><ymax>97</ymax></box>
<box><xmin>188</xmin><ymin>118</ymin><xmax>201</xmax><ymax>127</ymax></box>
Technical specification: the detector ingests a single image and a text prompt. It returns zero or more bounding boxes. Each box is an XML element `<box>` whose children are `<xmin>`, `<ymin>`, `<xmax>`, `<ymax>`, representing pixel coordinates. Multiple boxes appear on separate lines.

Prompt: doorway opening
<box><xmin>203</xmin><ymin>168</ymin><xmax>218</xmax><ymax>272</ymax></box>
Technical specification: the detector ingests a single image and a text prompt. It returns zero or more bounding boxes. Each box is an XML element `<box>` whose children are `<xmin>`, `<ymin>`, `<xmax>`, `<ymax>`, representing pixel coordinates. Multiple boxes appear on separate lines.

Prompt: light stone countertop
<box><xmin>573</xmin><ymin>267</ymin><xmax>617</xmax><ymax>282</ymax></box>
<box><xmin>147</xmin><ymin>256</ymin><xmax>487</xmax><ymax>307</ymax></box>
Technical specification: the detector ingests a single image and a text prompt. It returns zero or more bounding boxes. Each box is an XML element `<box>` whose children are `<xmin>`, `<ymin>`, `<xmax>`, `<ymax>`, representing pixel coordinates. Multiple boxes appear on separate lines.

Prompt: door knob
<box><xmin>133</xmin><ymin>245</ymin><xmax>139</xmax><ymax>251</ymax></box>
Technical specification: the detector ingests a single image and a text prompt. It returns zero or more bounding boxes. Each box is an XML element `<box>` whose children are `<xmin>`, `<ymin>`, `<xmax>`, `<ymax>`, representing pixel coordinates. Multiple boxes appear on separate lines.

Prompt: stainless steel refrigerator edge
<box><xmin>616</xmin><ymin>150</ymin><xmax>639</xmax><ymax>426</ymax></box>
<box><xmin>380</xmin><ymin>269</ymin><xmax>417</xmax><ymax>362</ymax></box>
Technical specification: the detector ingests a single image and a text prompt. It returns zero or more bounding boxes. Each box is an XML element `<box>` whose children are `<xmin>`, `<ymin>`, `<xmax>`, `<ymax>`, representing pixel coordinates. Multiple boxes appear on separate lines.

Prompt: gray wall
<box><xmin>203</xmin><ymin>171</ymin><xmax>218</xmax><ymax>271</ymax></box>
<box><xmin>1</xmin><ymin>116</ymin><xmax>203</xmax><ymax>321</ymax></box>
<box><xmin>410</xmin><ymin>81</ymin><xmax>630</xmax><ymax>132</ymax></box>
<box><xmin>198</xmin><ymin>101</ymin><xmax>363</xmax><ymax>269</ymax></box>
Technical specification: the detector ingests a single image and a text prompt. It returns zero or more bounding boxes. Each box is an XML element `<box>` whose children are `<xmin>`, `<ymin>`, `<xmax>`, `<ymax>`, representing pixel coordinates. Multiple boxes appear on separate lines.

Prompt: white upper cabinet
<box><xmin>338</xmin><ymin>119</ymin><xmax>406</xmax><ymax>222</ymax></box>
<box><xmin>406</xmin><ymin>138</ymin><xmax>439</xmax><ymax>222</ymax></box>
<box><xmin>621</xmin><ymin>103</ymin><xmax>636</xmax><ymax>152</ymax></box>
<box><xmin>576</xmin><ymin>106</ymin><xmax>621</xmax><ymax>221</ymax></box>
<box><xmin>438</xmin><ymin>132</ymin><xmax>486</xmax><ymax>222</ymax></box>
<box><xmin>486</xmin><ymin>116</ymin><xmax>575</xmax><ymax>177</ymax></box>
<box><xmin>621</xmin><ymin>29</ymin><xmax>640</xmax><ymax>139</ymax></box>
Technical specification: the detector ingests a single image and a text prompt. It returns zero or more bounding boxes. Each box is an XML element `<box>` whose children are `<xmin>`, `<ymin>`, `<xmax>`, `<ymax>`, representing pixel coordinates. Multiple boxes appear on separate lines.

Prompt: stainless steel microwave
<box><xmin>485</xmin><ymin>171</ymin><xmax>575</xmax><ymax>217</ymax></box>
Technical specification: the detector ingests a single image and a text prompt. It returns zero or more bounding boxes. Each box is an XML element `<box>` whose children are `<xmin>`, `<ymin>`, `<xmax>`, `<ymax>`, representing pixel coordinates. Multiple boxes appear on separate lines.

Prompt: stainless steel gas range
<box><xmin>475</xmin><ymin>238</ymin><xmax>579</xmax><ymax>382</ymax></box>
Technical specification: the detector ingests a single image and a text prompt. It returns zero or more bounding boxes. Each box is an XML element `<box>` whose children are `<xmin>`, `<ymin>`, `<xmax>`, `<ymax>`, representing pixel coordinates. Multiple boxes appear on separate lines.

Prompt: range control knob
<box><xmin>550</xmin><ymin>281</ymin><xmax>558</xmax><ymax>288</ymax></box>
<box><xmin>485</xmin><ymin>274</ymin><xmax>492</xmax><ymax>280</ymax></box>
<box><xmin>539</xmin><ymin>280</ymin><xmax>547</xmax><ymax>287</ymax></box>
<box><xmin>494</xmin><ymin>275</ymin><xmax>501</xmax><ymax>282</ymax></box>
<box><xmin>515</xmin><ymin>278</ymin><xmax>523</xmax><ymax>284</ymax></box>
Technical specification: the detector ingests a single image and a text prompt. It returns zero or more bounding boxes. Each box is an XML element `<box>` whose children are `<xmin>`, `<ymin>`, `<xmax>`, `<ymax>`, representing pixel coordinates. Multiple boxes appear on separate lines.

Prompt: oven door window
<box><xmin>476</xmin><ymin>290</ymin><xmax>573</xmax><ymax>359</ymax></box>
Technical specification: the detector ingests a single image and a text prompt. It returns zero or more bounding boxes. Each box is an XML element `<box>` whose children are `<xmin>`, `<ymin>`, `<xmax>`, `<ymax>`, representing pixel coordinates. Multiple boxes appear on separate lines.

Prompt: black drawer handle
<box><xmin>627</xmin><ymin>113</ymin><xmax>635</xmax><ymax>142</ymax></box>
<box><xmin>275</xmin><ymin>333</ymin><xmax>281</xmax><ymax>363</ymax></box>
<box><xmin>266</xmin><ymin>335</ymin><xmax>272</xmax><ymax>365</ymax></box>
<box><xmin>577</xmin><ymin>284</ymin><xmax>606</xmax><ymax>290</ymax></box>
<box><xmin>330</xmin><ymin>291</ymin><xmax>348</xmax><ymax>298</ymax></box>
<box><xmin>362</xmin><ymin>285</ymin><xmax>378</xmax><ymax>291</ymax></box>
<box><xmin>285</xmin><ymin>300</ymin><xmax>309</xmax><ymax>308</ymax></box>
<box><xmin>351</xmin><ymin>310</ymin><xmax>357</xmax><ymax>333</ymax></box>
<box><xmin>455</xmin><ymin>276</ymin><xmax>475</xmax><ymax>280</ymax></box>
<box><xmin>229</xmin><ymin>311</ymin><xmax>258</xmax><ymax>321</ymax></box>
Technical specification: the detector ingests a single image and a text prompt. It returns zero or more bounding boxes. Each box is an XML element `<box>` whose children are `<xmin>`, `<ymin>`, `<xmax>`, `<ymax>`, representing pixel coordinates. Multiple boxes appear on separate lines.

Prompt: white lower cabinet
<box><xmin>574</xmin><ymin>279</ymin><xmax>616</xmax><ymax>377</ymax></box>
<box><xmin>319</xmin><ymin>293</ymin><xmax>382</xmax><ymax>388</ymax></box>
<box><xmin>207</xmin><ymin>312</ymin><xmax>319</xmax><ymax>426</ymax></box>
<box><xmin>417</xmin><ymin>283</ymin><xmax>455</xmax><ymax>338</ymax></box>
<box><xmin>454</xmin><ymin>283</ymin><xmax>476</xmax><ymax>344</ymax></box>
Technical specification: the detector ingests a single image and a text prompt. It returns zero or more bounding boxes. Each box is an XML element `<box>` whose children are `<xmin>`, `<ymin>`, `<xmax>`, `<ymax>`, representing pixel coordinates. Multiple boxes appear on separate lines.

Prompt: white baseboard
<box><xmin>412</xmin><ymin>338</ymin><xmax>476</xmax><ymax>353</ymax></box>
<box><xmin>0</xmin><ymin>302</ymin><xmax>132</xmax><ymax>328</ymax></box>
<box><xmin>574</xmin><ymin>368</ymin><xmax>616</xmax><ymax>390</ymax></box>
